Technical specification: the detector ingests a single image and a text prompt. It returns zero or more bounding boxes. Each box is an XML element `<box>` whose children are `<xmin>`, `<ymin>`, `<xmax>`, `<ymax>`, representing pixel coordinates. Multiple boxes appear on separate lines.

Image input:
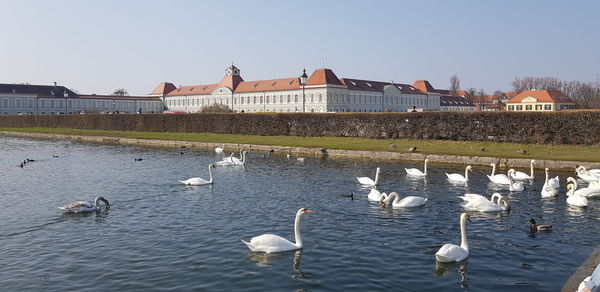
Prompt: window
<box><xmin>29</xmin><ymin>99</ymin><xmax>34</xmax><ymax>107</ymax></box>
<box><xmin>266</xmin><ymin>96</ymin><xmax>270</xmax><ymax>103</ymax></box>
<box><xmin>535</xmin><ymin>105</ymin><xmax>542</xmax><ymax>110</ymax></box>
<box><xmin>253</xmin><ymin>96</ymin><xmax>257</xmax><ymax>104</ymax></box>
<box><xmin>516</xmin><ymin>105</ymin><xmax>522</xmax><ymax>110</ymax></box>
<box><xmin>318</xmin><ymin>94</ymin><xmax>322</xmax><ymax>102</ymax></box>
<box><xmin>50</xmin><ymin>100</ymin><xmax>55</xmax><ymax>108</ymax></box>
<box><xmin>525</xmin><ymin>105</ymin><xmax>532</xmax><ymax>110</ymax></box>
<box><xmin>287</xmin><ymin>95</ymin><xmax>290</xmax><ymax>103</ymax></box>
<box><xmin>294</xmin><ymin>95</ymin><xmax>298</xmax><ymax>102</ymax></box>
<box><xmin>16</xmin><ymin>99</ymin><xmax>21</xmax><ymax>108</ymax></box>
<box><xmin>544</xmin><ymin>104</ymin><xmax>551</xmax><ymax>110</ymax></box>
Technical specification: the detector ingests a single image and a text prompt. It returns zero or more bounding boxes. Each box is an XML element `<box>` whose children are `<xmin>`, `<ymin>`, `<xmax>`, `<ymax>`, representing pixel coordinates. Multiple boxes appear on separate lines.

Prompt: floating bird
<box><xmin>435</xmin><ymin>213</ymin><xmax>471</xmax><ymax>263</ymax></box>
<box><xmin>52</xmin><ymin>155</ymin><xmax>59</xmax><ymax>158</ymax></box>
<box><xmin>242</xmin><ymin>208</ymin><xmax>312</xmax><ymax>253</ymax></box>
<box><xmin>541</xmin><ymin>168</ymin><xmax>559</xmax><ymax>198</ymax></box>
<box><xmin>459</xmin><ymin>193</ymin><xmax>509</xmax><ymax>212</ymax></box>
<box><xmin>134</xmin><ymin>158</ymin><xmax>143</xmax><ymax>161</ymax></box>
<box><xmin>367</xmin><ymin>188</ymin><xmax>388</xmax><ymax>202</ymax></box>
<box><xmin>507</xmin><ymin>170</ymin><xmax>524</xmax><ymax>192</ymax></box>
<box><xmin>26</xmin><ymin>158</ymin><xmax>35</xmax><ymax>162</ymax></box>
<box><xmin>180</xmin><ymin>151</ymin><xmax>185</xmax><ymax>155</ymax></box>
<box><xmin>487</xmin><ymin>163</ymin><xmax>510</xmax><ymax>185</ymax></box>
<box><xmin>405</xmin><ymin>158</ymin><xmax>428</xmax><ymax>176</ymax></box>
<box><xmin>215</xmin><ymin>145</ymin><xmax>225</xmax><ymax>154</ymax></box>
<box><xmin>342</xmin><ymin>192</ymin><xmax>355</xmax><ymax>200</ymax></box>
<box><xmin>566</xmin><ymin>177</ymin><xmax>588</xmax><ymax>207</ymax></box>
<box><xmin>180</xmin><ymin>164</ymin><xmax>215</xmax><ymax>186</ymax></box>
<box><xmin>509</xmin><ymin>160</ymin><xmax>535</xmax><ymax>180</ymax></box>
<box><xmin>381</xmin><ymin>192</ymin><xmax>427</xmax><ymax>208</ymax></box>
<box><xmin>19</xmin><ymin>163</ymin><xmax>24</xmax><ymax>168</ymax></box>
<box><xmin>446</xmin><ymin>165</ymin><xmax>473</xmax><ymax>183</ymax></box>
<box><xmin>58</xmin><ymin>196</ymin><xmax>110</xmax><ymax>213</ymax></box>
<box><xmin>357</xmin><ymin>167</ymin><xmax>381</xmax><ymax>186</ymax></box>
<box><xmin>528</xmin><ymin>219</ymin><xmax>552</xmax><ymax>232</ymax></box>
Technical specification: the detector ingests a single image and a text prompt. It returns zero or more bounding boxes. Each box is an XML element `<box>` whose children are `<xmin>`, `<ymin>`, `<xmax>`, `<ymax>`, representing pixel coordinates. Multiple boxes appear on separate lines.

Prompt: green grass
<box><xmin>2</xmin><ymin>127</ymin><xmax>600</xmax><ymax>162</ymax></box>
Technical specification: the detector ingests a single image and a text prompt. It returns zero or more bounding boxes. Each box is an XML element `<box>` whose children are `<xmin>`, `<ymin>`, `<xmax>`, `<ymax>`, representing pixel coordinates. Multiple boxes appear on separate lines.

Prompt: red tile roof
<box><xmin>218</xmin><ymin>74</ymin><xmax>244</xmax><ymax>91</ymax></box>
<box><xmin>412</xmin><ymin>80</ymin><xmax>435</xmax><ymax>93</ymax></box>
<box><xmin>235</xmin><ymin>78</ymin><xmax>300</xmax><ymax>93</ymax></box>
<box><xmin>149</xmin><ymin>82</ymin><xmax>176</xmax><ymax>96</ymax></box>
<box><xmin>306</xmin><ymin>68</ymin><xmax>343</xmax><ymax>86</ymax></box>
<box><xmin>507</xmin><ymin>90</ymin><xmax>575</xmax><ymax>103</ymax></box>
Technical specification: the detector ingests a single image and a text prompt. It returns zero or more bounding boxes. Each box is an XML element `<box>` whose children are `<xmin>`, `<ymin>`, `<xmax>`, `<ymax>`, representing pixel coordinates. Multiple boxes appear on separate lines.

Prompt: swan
<box><xmin>487</xmin><ymin>163</ymin><xmax>510</xmax><ymax>185</ymax></box>
<box><xmin>548</xmin><ymin>172</ymin><xmax>560</xmax><ymax>189</ymax></box>
<box><xmin>446</xmin><ymin>165</ymin><xmax>472</xmax><ymax>183</ymax></box>
<box><xmin>59</xmin><ymin>196</ymin><xmax>110</xmax><ymax>213</ymax></box>
<box><xmin>217</xmin><ymin>151</ymin><xmax>246</xmax><ymax>166</ymax></box>
<box><xmin>528</xmin><ymin>219</ymin><xmax>552</xmax><ymax>232</ymax></box>
<box><xmin>459</xmin><ymin>193</ymin><xmax>509</xmax><ymax>212</ymax></box>
<box><xmin>405</xmin><ymin>158</ymin><xmax>428</xmax><ymax>176</ymax></box>
<box><xmin>566</xmin><ymin>177</ymin><xmax>588</xmax><ymax>207</ymax></box>
<box><xmin>241</xmin><ymin>208</ymin><xmax>312</xmax><ymax>253</ymax></box>
<box><xmin>566</xmin><ymin>177</ymin><xmax>600</xmax><ymax>198</ymax></box>
<box><xmin>507</xmin><ymin>169</ymin><xmax>524</xmax><ymax>191</ymax></box>
<box><xmin>381</xmin><ymin>192</ymin><xmax>427</xmax><ymax>208</ymax></box>
<box><xmin>231</xmin><ymin>149</ymin><xmax>245</xmax><ymax>164</ymax></box>
<box><xmin>541</xmin><ymin>168</ymin><xmax>559</xmax><ymax>198</ymax></box>
<box><xmin>576</xmin><ymin>166</ymin><xmax>600</xmax><ymax>182</ymax></box>
<box><xmin>179</xmin><ymin>164</ymin><xmax>215</xmax><ymax>186</ymax></box>
<box><xmin>577</xmin><ymin>166</ymin><xmax>600</xmax><ymax>176</ymax></box>
<box><xmin>367</xmin><ymin>188</ymin><xmax>388</xmax><ymax>202</ymax></box>
<box><xmin>435</xmin><ymin>213</ymin><xmax>471</xmax><ymax>263</ymax></box>
<box><xmin>590</xmin><ymin>176</ymin><xmax>600</xmax><ymax>189</ymax></box>
<box><xmin>215</xmin><ymin>144</ymin><xmax>225</xmax><ymax>154</ymax></box>
<box><xmin>357</xmin><ymin>167</ymin><xmax>381</xmax><ymax>186</ymax></box>
<box><xmin>509</xmin><ymin>160</ymin><xmax>535</xmax><ymax>180</ymax></box>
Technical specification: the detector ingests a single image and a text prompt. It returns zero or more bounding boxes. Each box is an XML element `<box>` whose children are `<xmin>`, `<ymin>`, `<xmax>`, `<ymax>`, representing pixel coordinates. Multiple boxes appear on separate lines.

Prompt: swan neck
<box><xmin>424</xmin><ymin>160</ymin><xmax>428</xmax><ymax>175</ymax></box>
<box><xmin>94</xmin><ymin>197</ymin><xmax>100</xmax><ymax>208</ymax></box>
<box><xmin>464</xmin><ymin>168</ymin><xmax>469</xmax><ymax>181</ymax></box>
<box><xmin>460</xmin><ymin>216</ymin><xmax>469</xmax><ymax>250</ymax></box>
<box><xmin>384</xmin><ymin>192</ymin><xmax>399</xmax><ymax>204</ymax></box>
<box><xmin>208</xmin><ymin>165</ymin><xmax>213</xmax><ymax>183</ymax></box>
<box><xmin>294</xmin><ymin>211</ymin><xmax>304</xmax><ymax>248</ymax></box>
<box><xmin>491</xmin><ymin>164</ymin><xmax>496</xmax><ymax>176</ymax></box>
<box><xmin>530</xmin><ymin>162</ymin><xmax>535</xmax><ymax>179</ymax></box>
<box><xmin>374</xmin><ymin>169</ymin><xmax>380</xmax><ymax>184</ymax></box>
<box><xmin>241</xmin><ymin>152</ymin><xmax>246</xmax><ymax>164</ymax></box>
<box><xmin>544</xmin><ymin>169</ymin><xmax>549</xmax><ymax>184</ymax></box>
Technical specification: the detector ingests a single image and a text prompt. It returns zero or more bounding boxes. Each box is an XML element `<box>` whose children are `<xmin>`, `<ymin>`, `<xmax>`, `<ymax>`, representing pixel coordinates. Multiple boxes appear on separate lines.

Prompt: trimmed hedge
<box><xmin>1</xmin><ymin>111</ymin><xmax>599</xmax><ymax>145</ymax></box>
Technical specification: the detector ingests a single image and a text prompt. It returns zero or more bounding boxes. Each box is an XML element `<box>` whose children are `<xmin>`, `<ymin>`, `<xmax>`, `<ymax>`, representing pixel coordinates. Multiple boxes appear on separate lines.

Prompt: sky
<box><xmin>1</xmin><ymin>0</ymin><xmax>599</xmax><ymax>96</ymax></box>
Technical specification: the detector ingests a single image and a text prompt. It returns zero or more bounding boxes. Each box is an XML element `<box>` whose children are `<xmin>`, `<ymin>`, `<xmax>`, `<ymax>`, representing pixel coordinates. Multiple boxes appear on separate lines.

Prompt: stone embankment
<box><xmin>2</xmin><ymin>131</ymin><xmax>599</xmax><ymax>171</ymax></box>
<box><xmin>562</xmin><ymin>245</ymin><xmax>600</xmax><ymax>292</ymax></box>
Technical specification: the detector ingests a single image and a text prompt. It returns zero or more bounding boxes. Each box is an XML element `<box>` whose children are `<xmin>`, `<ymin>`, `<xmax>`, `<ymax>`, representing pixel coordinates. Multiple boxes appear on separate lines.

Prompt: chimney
<box><xmin>53</xmin><ymin>82</ymin><xmax>57</xmax><ymax>86</ymax></box>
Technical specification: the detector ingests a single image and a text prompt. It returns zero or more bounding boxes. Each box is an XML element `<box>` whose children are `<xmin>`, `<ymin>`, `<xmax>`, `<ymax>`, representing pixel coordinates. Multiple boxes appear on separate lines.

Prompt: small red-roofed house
<box><xmin>505</xmin><ymin>90</ymin><xmax>576</xmax><ymax>111</ymax></box>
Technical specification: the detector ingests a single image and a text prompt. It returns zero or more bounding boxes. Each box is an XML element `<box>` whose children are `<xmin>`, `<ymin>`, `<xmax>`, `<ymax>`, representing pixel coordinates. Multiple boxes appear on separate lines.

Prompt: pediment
<box><xmin>521</xmin><ymin>96</ymin><xmax>538</xmax><ymax>102</ymax></box>
<box><xmin>211</xmin><ymin>86</ymin><xmax>232</xmax><ymax>94</ymax></box>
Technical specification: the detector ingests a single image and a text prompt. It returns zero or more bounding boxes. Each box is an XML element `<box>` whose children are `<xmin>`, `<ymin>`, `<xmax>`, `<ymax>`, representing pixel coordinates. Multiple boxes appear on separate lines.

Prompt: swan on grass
<box><xmin>507</xmin><ymin>169</ymin><xmax>524</xmax><ymax>192</ymax></box>
<box><xmin>367</xmin><ymin>188</ymin><xmax>388</xmax><ymax>202</ymax></box>
<box><xmin>179</xmin><ymin>164</ymin><xmax>215</xmax><ymax>186</ymax></box>
<box><xmin>566</xmin><ymin>177</ymin><xmax>600</xmax><ymax>198</ymax></box>
<box><xmin>405</xmin><ymin>158</ymin><xmax>428</xmax><ymax>176</ymax></box>
<box><xmin>541</xmin><ymin>168</ymin><xmax>559</xmax><ymax>198</ymax></box>
<box><xmin>59</xmin><ymin>196</ymin><xmax>110</xmax><ymax>213</ymax></box>
<box><xmin>357</xmin><ymin>167</ymin><xmax>381</xmax><ymax>186</ymax></box>
<box><xmin>566</xmin><ymin>177</ymin><xmax>588</xmax><ymax>207</ymax></box>
<box><xmin>435</xmin><ymin>213</ymin><xmax>471</xmax><ymax>263</ymax></box>
<box><xmin>487</xmin><ymin>163</ymin><xmax>510</xmax><ymax>185</ymax></box>
<box><xmin>509</xmin><ymin>160</ymin><xmax>535</xmax><ymax>180</ymax></box>
<box><xmin>459</xmin><ymin>193</ymin><xmax>509</xmax><ymax>212</ymax></box>
<box><xmin>446</xmin><ymin>165</ymin><xmax>472</xmax><ymax>183</ymax></box>
<box><xmin>242</xmin><ymin>208</ymin><xmax>312</xmax><ymax>253</ymax></box>
<box><xmin>381</xmin><ymin>192</ymin><xmax>427</xmax><ymax>208</ymax></box>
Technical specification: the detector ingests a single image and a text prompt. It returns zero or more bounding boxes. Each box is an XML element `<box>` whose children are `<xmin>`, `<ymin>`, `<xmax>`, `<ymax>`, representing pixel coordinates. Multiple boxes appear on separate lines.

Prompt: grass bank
<box><xmin>1</xmin><ymin>127</ymin><xmax>599</xmax><ymax>162</ymax></box>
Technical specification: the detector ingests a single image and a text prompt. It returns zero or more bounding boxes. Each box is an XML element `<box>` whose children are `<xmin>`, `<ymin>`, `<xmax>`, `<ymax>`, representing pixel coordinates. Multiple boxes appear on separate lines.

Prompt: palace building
<box><xmin>150</xmin><ymin>66</ymin><xmax>442</xmax><ymax>113</ymax></box>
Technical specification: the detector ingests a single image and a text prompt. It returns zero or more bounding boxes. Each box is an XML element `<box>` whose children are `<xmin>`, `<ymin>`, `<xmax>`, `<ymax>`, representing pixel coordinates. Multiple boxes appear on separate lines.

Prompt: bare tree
<box><xmin>464</xmin><ymin>88</ymin><xmax>477</xmax><ymax>103</ymax></box>
<box><xmin>112</xmin><ymin>88</ymin><xmax>129</xmax><ymax>96</ymax></box>
<box><xmin>449</xmin><ymin>75</ymin><xmax>461</xmax><ymax>96</ymax></box>
<box><xmin>513</xmin><ymin>76</ymin><xmax>600</xmax><ymax>108</ymax></box>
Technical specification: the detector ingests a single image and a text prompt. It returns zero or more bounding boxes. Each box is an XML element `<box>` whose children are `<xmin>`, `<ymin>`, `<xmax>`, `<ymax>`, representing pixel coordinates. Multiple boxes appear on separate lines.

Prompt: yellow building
<box><xmin>506</xmin><ymin>90</ymin><xmax>576</xmax><ymax>111</ymax></box>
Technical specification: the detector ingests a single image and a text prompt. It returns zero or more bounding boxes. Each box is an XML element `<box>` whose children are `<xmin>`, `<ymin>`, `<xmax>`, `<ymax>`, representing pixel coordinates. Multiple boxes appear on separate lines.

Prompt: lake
<box><xmin>0</xmin><ymin>136</ymin><xmax>598</xmax><ymax>291</ymax></box>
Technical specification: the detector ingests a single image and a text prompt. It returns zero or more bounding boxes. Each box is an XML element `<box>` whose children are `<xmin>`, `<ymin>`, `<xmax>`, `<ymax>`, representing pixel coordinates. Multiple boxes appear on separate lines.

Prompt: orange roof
<box><xmin>235</xmin><ymin>78</ymin><xmax>300</xmax><ymax>93</ymax></box>
<box><xmin>504</xmin><ymin>91</ymin><xmax>518</xmax><ymax>98</ymax></box>
<box><xmin>218</xmin><ymin>74</ymin><xmax>244</xmax><ymax>91</ymax></box>
<box><xmin>166</xmin><ymin>84</ymin><xmax>219</xmax><ymax>96</ymax></box>
<box><xmin>149</xmin><ymin>82</ymin><xmax>176</xmax><ymax>96</ymax></box>
<box><xmin>507</xmin><ymin>90</ymin><xmax>575</xmax><ymax>103</ymax></box>
<box><xmin>412</xmin><ymin>80</ymin><xmax>435</xmax><ymax>93</ymax></box>
<box><xmin>306</xmin><ymin>68</ymin><xmax>343</xmax><ymax>86</ymax></box>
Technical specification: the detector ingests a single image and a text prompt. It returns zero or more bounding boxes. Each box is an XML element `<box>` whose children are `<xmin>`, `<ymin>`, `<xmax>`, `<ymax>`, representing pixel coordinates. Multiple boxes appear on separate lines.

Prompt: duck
<box><xmin>566</xmin><ymin>177</ymin><xmax>588</xmax><ymax>207</ymax></box>
<box><xmin>446</xmin><ymin>165</ymin><xmax>472</xmax><ymax>183</ymax></box>
<box><xmin>381</xmin><ymin>192</ymin><xmax>427</xmax><ymax>208</ymax></box>
<box><xmin>541</xmin><ymin>168</ymin><xmax>559</xmax><ymax>198</ymax></box>
<box><xmin>487</xmin><ymin>163</ymin><xmax>510</xmax><ymax>185</ymax></box>
<box><xmin>242</xmin><ymin>208</ymin><xmax>312</xmax><ymax>253</ymax></box>
<box><xmin>528</xmin><ymin>219</ymin><xmax>552</xmax><ymax>232</ymax></box>
<box><xmin>459</xmin><ymin>193</ymin><xmax>509</xmax><ymax>212</ymax></box>
<box><xmin>507</xmin><ymin>169</ymin><xmax>524</xmax><ymax>192</ymax></box>
<box><xmin>367</xmin><ymin>188</ymin><xmax>388</xmax><ymax>202</ymax></box>
<box><xmin>405</xmin><ymin>158</ymin><xmax>428</xmax><ymax>177</ymax></box>
<box><xmin>58</xmin><ymin>196</ymin><xmax>110</xmax><ymax>213</ymax></box>
<box><xmin>179</xmin><ymin>164</ymin><xmax>216</xmax><ymax>186</ymax></box>
<box><xmin>435</xmin><ymin>213</ymin><xmax>471</xmax><ymax>263</ymax></box>
<box><xmin>357</xmin><ymin>167</ymin><xmax>381</xmax><ymax>186</ymax></box>
<box><xmin>509</xmin><ymin>160</ymin><xmax>535</xmax><ymax>180</ymax></box>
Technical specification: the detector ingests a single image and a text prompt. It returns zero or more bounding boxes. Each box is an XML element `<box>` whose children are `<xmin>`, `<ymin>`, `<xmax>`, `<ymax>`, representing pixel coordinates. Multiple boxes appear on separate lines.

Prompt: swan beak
<box><xmin>304</xmin><ymin>209</ymin><xmax>312</xmax><ymax>213</ymax></box>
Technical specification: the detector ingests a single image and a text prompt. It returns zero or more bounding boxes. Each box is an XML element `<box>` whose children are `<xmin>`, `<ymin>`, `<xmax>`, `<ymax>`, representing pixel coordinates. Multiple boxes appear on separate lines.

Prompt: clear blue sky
<box><xmin>1</xmin><ymin>0</ymin><xmax>599</xmax><ymax>95</ymax></box>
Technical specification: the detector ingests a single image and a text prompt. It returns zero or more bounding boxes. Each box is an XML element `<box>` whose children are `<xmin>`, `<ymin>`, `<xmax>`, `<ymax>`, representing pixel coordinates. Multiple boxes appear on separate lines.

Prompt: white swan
<box><xmin>367</xmin><ymin>188</ymin><xmax>388</xmax><ymax>202</ymax></box>
<box><xmin>446</xmin><ymin>165</ymin><xmax>472</xmax><ymax>183</ymax></box>
<box><xmin>548</xmin><ymin>174</ymin><xmax>560</xmax><ymax>189</ymax></box>
<box><xmin>507</xmin><ymin>169</ymin><xmax>524</xmax><ymax>192</ymax></box>
<box><xmin>590</xmin><ymin>176</ymin><xmax>600</xmax><ymax>189</ymax></box>
<box><xmin>405</xmin><ymin>158</ymin><xmax>428</xmax><ymax>176</ymax></box>
<box><xmin>566</xmin><ymin>177</ymin><xmax>600</xmax><ymax>198</ymax></box>
<box><xmin>487</xmin><ymin>163</ymin><xmax>510</xmax><ymax>185</ymax></box>
<box><xmin>217</xmin><ymin>151</ymin><xmax>246</xmax><ymax>166</ymax></box>
<box><xmin>435</xmin><ymin>213</ymin><xmax>471</xmax><ymax>263</ymax></box>
<box><xmin>576</xmin><ymin>166</ymin><xmax>600</xmax><ymax>182</ymax></box>
<box><xmin>242</xmin><ymin>208</ymin><xmax>312</xmax><ymax>253</ymax></box>
<box><xmin>179</xmin><ymin>164</ymin><xmax>215</xmax><ymax>186</ymax></box>
<box><xmin>215</xmin><ymin>144</ymin><xmax>225</xmax><ymax>154</ymax></box>
<box><xmin>58</xmin><ymin>196</ymin><xmax>110</xmax><ymax>213</ymax></box>
<box><xmin>459</xmin><ymin>193</ymin><xmax>509</xmax><ymax>212</ymax></box>
<box><xmin>578</xmin><ymin>166</ymin><xmax>600</xmax><ymax>176</ymax></box>
<box><xmin>381</xmin><ymin>192</ymin><xmax>427</xmax><ymax>208</ymax></box>
<box><xmin>541</xmin><ymin>168</ymin><xmax>559</xmax><ymax>198</ymax></box>
<box><xmin>566</xmin><ymin>177</ymin><xmax>588</xmax><ymax>207</ymax></box>
<box><xmin>357</xmin><ymin>167</ymin><xmax>381</xmax><ymax>186</ymax></box>
<box><xmin>509</xmin><ymin>160</ymin><xmax>535</xmax><ymax>180</ymax></box>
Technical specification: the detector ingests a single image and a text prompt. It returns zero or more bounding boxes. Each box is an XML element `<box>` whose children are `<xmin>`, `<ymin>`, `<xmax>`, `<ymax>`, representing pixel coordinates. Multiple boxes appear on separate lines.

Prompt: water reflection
<box><xmin>246</xmin><ymin>250</ymin><xmax>311</xmax><ymax>279</ymax></box>
<box><xmin>435</xmin><ymin>260</ymin><xmax>469</xmax><ymax>288</ymax></box>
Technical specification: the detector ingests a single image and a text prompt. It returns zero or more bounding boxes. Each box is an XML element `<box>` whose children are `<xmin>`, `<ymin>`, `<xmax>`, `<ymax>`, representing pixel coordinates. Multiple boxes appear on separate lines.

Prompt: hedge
<box><xmin>1</xmin><ymin>111</ymin><xmax>599</xmax><ymax>145</ymax></box>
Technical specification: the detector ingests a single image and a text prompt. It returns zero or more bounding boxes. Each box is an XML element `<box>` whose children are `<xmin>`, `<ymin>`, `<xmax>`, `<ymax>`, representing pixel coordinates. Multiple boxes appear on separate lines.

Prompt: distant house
<box><xmin>505</xmin><ymin>90</ymin><xmax>576</xmax><ymax>111</ymax></box>
<box><xmin>440</xmin><ymin>95</ymin><xmax>476</xmax><ymax>111</ymax></box>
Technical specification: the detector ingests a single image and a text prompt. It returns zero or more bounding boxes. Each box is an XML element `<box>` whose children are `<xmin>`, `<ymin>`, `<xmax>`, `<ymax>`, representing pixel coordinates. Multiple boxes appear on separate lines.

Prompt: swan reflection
<box><xmin>435</xmin><ymin>260</ymin><xmax>469</xmax><ymax>288</ymax></box>
<box><xmin>246</xmin><ymin>250</ymin><xmax>310</xmax><ymax>279</ymax></box>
